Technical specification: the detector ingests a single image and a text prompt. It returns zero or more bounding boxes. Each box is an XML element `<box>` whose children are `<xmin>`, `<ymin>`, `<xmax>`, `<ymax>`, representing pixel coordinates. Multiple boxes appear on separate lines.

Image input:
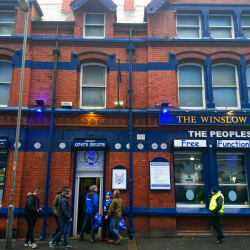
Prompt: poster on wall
<box><xmin>150</xmin><ymin>158</ymin><xmax>171</xmax><ymax>190</ymax></box>
<box><xmin>111</xmin><ymin>166</ymin><xmax>127</xmax><ymax>190</ymax></box>
<box><xmin>77</xmin><ymin>150</ymin><xmax>104</xmax><ymax>170</ymax></box>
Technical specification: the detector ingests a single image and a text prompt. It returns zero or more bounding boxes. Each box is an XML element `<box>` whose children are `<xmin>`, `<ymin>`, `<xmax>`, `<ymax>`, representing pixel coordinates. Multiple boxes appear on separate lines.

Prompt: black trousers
<box><xmin>25</xmin><ymin>216</ymin><xmax>37</xmax><ymax>244</ymax></box>
<box><xmin>53</xmin><ymin>216</ymin><xmax>61</xmax><ymax>241</ymax></box>
<box><xmin>210</xmin><ymin>215</ymin><xmax>223</xmax><ymax>240</ymax></box>
<box><xmin>79</xmin><ymin>213</ymin><xmax>95</xmax><ymax>240</ymax></box>
<box><xmin>102</xmin><ymin>216</ymin><xmax>113</xmax><ymax>239</ymax></box>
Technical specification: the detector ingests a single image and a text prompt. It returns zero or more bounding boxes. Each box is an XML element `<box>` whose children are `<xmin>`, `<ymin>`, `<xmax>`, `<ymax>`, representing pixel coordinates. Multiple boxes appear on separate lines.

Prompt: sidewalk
<box><xmin>0</xmin><ymin>237</ymin><xmax>249</xmax><ymax>250</ymax></box>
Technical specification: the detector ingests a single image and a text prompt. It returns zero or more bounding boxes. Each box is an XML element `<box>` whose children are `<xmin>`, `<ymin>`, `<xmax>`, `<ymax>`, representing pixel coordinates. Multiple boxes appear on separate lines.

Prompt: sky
<box><xmin>37</xmin><ymin>0</ymin><xmax>152</xmax><ymax>5</ymax></box>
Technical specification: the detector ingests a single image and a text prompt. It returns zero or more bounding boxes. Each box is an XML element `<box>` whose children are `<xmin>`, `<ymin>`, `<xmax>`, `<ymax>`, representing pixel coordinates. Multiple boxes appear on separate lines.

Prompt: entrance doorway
<box><xmin>77</xmin><ymin>178</ymin><xmax>101</xmax><ymax>234</ymax></box>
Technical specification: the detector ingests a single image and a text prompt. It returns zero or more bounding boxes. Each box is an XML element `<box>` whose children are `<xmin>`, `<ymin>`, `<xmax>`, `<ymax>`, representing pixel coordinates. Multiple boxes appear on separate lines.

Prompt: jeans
<box><xmin>53</xmin><ymin>216</ymin><xmax>61</xmax><ymax>241</ymax></box>
<box><xmin>79</xmin><ymin>213</ymin><xmax>95</xmax><ymax>240</ymax></box>
<box><xmin>102</xmin><ymin>216</ymin><xmax>113</xmax><ymax>239</ymax></box>
<box><xmin>210</xmin><ymin>215</ymin><xmax>223</xmax><ymax>240</ymax></box>
<box><xmin>25</xmin><ymin>216</ymin><xmax>37</xmax><ymax>244</ymax></box>
<box><xmin>52</xmin><ymin>222</ymin><xmax>71</xmax><ymax>247</ymax></box>
<box><xmin>110</xmin><ymin>217</ymin><xmax>121</xmax><ymax>238</ymax></box>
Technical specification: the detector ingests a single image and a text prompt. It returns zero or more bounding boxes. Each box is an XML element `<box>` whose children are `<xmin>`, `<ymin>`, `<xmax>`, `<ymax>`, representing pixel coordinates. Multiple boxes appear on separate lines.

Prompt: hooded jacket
<box><xmin>58</xmin><ymin>195</ymin><xmax>71</xmax><ymax>223</ymax></box>
<box><xmin>85</xmin><ymin>191</ymin><xmax>98</xmax><ymax>214</ymax></box>
<box><xmin>103</xmin><ymin>192</ymin><xmax>112</xmax><ymax>216</ymax></box>
<box><xmin>108</xmin><ymin>196</ymin><xmax>124</xmax><ymax>218</ymax></box>
<box><xmin>53</xmin><ymin>192</ymin><xmax>62</xmax><ymax>216</ymax></box>
<box><xmin>24</xmin><ymin>192</ymin><xmax>39</xmax><ymax>218</ymax></box>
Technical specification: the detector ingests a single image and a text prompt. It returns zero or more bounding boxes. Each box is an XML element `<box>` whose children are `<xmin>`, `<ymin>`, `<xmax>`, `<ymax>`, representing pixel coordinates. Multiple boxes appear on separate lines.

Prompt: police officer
<box><xmin>209</xmin><ymin>186</ymin><xmax>224</xmax><ymax>244</ymax></box>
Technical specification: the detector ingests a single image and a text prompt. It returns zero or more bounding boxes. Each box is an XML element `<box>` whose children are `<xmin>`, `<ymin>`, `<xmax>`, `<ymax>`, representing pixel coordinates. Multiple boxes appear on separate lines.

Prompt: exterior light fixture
<box><xmin>161</xmin><ymin>103</ymin><xmax>170</xmax><ymax>115</ymax></box>
<box><xmin>18</xmin><ymin>0</ymin><xmax>29</xmax><ymax>12</ymax></box>
<box><xmin>35</xmin><ymin>100</ymin><xmax>45</xmax><ymax>113</ymax></box>
<box><xmin>190</xmin><ymin>156</ymin><xmax>195</xmax><ymax>161</ymax></box>
<box><xmin>115</xmin><ymin>101</ymin><xmax>124</xmax><ymax>106</ymax></box>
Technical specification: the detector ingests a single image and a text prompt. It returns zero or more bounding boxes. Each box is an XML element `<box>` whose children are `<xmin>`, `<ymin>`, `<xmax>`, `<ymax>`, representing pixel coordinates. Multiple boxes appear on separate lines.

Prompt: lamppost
<box><xmin>5</xmin><ymin>0</ymin><xmax>29</xmax><ymax>248</ymax></box>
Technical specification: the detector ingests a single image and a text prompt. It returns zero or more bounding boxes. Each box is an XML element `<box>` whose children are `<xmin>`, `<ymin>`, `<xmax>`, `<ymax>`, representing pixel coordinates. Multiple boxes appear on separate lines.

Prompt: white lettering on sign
<box><xmin>174</xmin><ymin>140</ymin><xmax>207</xmax><ymax>148</ymax></box>
<box><xmin>217</xmin><ymin>140</ymin><xmax>250</xmax><ymax>148</ymax></box>
<box><xmin>188</xmin><ymin>131</ymin><xmax>250</xmax><ymax>138</ymax></box>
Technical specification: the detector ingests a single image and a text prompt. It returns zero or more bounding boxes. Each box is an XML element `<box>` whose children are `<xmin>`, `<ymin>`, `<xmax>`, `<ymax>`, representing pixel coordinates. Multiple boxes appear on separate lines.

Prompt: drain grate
<box><xmin>128</xmin><ymin>239</ymin><xmax>137</xmax><ymax>250</ymax></box>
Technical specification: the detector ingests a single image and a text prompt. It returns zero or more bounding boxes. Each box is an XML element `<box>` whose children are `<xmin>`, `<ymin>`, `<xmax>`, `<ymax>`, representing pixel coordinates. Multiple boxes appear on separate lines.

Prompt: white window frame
<box><xmin>209</xmin><ymin>14</ymin><xmax>235</xmax><ymax>39</ymax></box>
<box><xmin>176</xmin><ymin>14</ymin><xmax>202</xmax><ymax>39</ymax></box>
<box><xmin>80</xmin><ymin>63</ymin><xmax>107</xmax><ymax>110</ymax></box>
<box><xmin>241</xmin><ymin>15</ymin><xmax>250</xmax><ymax>39</ymax></box>
<box><xmin>178</xmin><ymin>63</ymin><xmax>205</xmax><ymax>110</ymax></box>
<box><xmin>0</xmin><ymin>10</ymin><xmax>15</xmax><ymax>36</ymax></box>
<box><xmin>0</xmin><ymin>60</ymin><xmax>12</xmax><ymax>108</ymax></box>
<box><xmin>212</xmin><ymin>63</ymin><xmax>240</xmax><ymax>110</ymax></box>
<box><xmin>83</xmin><ymin>13</ymin><xmax>105</xmax><ymax>39</ymax></box>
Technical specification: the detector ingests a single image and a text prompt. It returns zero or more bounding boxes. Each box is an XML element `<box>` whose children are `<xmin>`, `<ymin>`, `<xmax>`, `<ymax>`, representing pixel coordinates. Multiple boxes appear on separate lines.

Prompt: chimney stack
<box><xmin>62</xmin><ymin>0</ymin><xmax>73</xmax><ymax>13</ymax></box>
<box><xmin>124</xmin><ymin>0</ymin><xmax>135</xmax><ymax>11</ymax></box>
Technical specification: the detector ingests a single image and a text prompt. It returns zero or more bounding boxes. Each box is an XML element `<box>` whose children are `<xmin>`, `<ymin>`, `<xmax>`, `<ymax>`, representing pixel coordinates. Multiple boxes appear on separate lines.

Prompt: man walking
<box><xmin>52</xmin><ymin>186</ymin><xmax>68</xmax><ymax>245</ymax></box>
<box><xmin>79</xmin><ymin>185</ymin><xmax>99</xmax><ymax>243</ymax></box>
<box><xmin>24</xmin><ymin>188</ymin><xmax>42</xmax><ymax>249</ymax></box>
<box><xmin>209</xmin><ymin>186</ymin><xmax>224</xmax><ymax>244</ymax></box>
<box><xmin>49</xmin><ymin>188</ymin><xmax>74</xmax><ymax>249</ymax></box>
<box><xmin>107</xmin><ymin>189</ymin><xmax>124</xmax><ymax>245</ymax></box>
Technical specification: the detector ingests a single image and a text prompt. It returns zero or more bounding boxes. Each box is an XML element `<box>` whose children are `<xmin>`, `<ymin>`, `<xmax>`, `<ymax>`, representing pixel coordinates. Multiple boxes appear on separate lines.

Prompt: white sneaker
<box><xmin>31</xmin><ymin>243</ymin><xmax>37</xmax><ymax>249</ymax></box>
<box><xmin>24</xmin><ymin>241</ymin><xmax>32</xmax><ymax>247</ymax></box>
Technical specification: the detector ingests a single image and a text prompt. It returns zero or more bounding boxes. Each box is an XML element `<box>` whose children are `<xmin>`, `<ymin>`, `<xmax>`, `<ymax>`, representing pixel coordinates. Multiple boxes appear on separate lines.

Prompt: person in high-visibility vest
<box><xmin>209</xmin><ymin>186</ymin><xmax>225</xmax><ymax>244</ymax></box>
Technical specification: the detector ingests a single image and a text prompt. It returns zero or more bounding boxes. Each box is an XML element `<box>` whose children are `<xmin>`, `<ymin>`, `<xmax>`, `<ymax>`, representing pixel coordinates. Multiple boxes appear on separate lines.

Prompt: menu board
<box><xmin>150</xmin><ymin>162</ymin><xmax>171</xmax><ymax>190</ymax></box>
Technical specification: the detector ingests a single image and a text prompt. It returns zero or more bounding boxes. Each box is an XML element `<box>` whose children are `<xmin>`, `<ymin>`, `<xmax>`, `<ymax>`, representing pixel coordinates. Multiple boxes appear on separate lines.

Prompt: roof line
<box><xmin>70</xmin><ymin>0</ymin><xmax>117</xmax><ymax>12</ymax></box>
<box><xmin>146</xmin><ymin>0</ymin><xmax>170</xmax><ymax>14</ymax></box>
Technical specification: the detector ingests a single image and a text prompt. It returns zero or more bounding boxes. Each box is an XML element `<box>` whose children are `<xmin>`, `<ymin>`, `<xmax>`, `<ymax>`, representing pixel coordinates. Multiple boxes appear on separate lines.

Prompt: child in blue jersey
<box><xmin>99</xmin><ymin>192</ymin><xmax>114</xmax><ymax>242</ymax></box>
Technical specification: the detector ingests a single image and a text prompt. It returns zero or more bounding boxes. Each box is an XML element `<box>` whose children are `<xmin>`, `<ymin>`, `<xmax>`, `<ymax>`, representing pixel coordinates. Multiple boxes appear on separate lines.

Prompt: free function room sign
<box><xmin>174</xmin><ymin>140</ymin><xmax>207</xmax><ymax>148</ymax></box>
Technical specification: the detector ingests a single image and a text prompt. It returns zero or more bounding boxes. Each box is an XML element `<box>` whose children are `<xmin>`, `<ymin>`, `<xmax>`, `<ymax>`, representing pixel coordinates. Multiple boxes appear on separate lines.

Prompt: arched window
<box><xmin>178</xmin><ymin>64</ymin><xmax>205</xmax><ymax>109</ymax></box>
<box><xmin>246</xmin><ymin>66</ymin><xmax>250</xmax><ymax>99</ymax></box>
<box><xmin>212</xmin><ymin>64</ymin><xmax>239</xmax><ymax>109</ymax></box>
<box><xmin>80</xmin><ymin>63</ymin><xmax>106</xmax><ymax>109</ymax></box>
<box><xmin>0</xmin><ymin>60</ymin><xmax>12</xmax><ymax>106</ymax></box>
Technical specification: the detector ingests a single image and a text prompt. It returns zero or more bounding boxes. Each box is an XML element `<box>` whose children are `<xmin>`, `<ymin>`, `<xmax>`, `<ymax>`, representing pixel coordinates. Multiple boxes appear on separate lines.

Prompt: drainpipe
<box><xmin>41</xmin><ymin>24</ymin><xmax>60</xmax><ymax>240</ymax></box>
<box><xmin>127</xmin><ymin>26</ymin><xmax>135</xmax><ymax>240</ymax></box>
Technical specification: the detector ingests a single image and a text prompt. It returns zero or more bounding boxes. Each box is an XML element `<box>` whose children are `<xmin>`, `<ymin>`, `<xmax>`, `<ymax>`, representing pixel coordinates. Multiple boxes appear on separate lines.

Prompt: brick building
<box><xmin>1</xmin><ymin>0</ymin><xmax>250</xmax><ymax>239</ymax></box>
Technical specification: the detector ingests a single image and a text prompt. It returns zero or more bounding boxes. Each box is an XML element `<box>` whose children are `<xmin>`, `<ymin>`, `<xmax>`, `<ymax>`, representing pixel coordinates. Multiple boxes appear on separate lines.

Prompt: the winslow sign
<box><xmin>159</xmin><ymin>115</ymin><xmax>249</xmax><ymax>126</ymax></box>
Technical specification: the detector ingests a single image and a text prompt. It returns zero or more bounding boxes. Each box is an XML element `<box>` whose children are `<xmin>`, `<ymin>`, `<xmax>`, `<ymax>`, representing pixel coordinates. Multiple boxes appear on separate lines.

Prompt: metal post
<box><xmin>5</xmin><ymin>11</ymin><xmax>29</xmax><ymax>249</ymax></box>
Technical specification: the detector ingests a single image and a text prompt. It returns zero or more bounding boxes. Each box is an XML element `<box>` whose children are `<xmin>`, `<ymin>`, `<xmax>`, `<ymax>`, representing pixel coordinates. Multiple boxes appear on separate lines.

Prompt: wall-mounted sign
<box><xmin>77</xmin><ymin>150</ymin><xmax>104</xmax><ymax>169</ymax></box>
<box><xmin>149</xmin><ymin>157</ymin><xmax>171</xmax><ymax>190</ymax></box>
<box><xmin>73</xmin><ymin>140</ymin><xmax>107</xmax><ymax>148</ymax></box>
<box><xmin>0</xmin><ymin>138</ymin><xmax>8</xmax><ymax>148</ymax></box>
<box><xmin>111</xmin><ymin>165</ymin><xmax>127</xmax><ymax>190</ymax></box>
<box><xmin>217</xmin><ymin>140</ymin><xmax>250</xmax><ymax>148</ymax></box>
<box><xmin>174</xmin><ymin>140</ymin><xmax>207</xmax><ymax>148</ymax></box>
<box><xmin>188</xmin><ymin>131</ymin><xmax>250</xmax><ymax>138</ymax></box>
<box><xmin>137</xmin><ymin>134</ymin><xmax>145</xmax><ymax>140</ymax></box>
<box><xmin>159</xmin><ymin>115</ymin><xmax>250</xmax><ymax>126</ymax></box>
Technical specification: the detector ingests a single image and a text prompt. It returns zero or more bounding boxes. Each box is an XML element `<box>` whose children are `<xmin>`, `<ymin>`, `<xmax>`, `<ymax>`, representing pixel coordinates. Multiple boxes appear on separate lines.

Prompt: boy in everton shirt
<box><xmin>99</xmin><ymin>192</ymin><xmax>114</xmax><ymax>242</ymax></box>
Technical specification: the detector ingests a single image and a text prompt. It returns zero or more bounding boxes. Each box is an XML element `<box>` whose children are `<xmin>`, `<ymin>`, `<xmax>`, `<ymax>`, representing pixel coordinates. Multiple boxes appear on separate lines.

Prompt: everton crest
<box><xmin>224</xmin><ymin>157</ymin><xmax>238</xmax><ymax>175</ymax></box>
<box><xmin>115</xmin><ymin>174</ymin><xmax>125</xmax><ymax>185</ymax></box>
<box><xmin>182</xmin><ymin>163</ymin><xmax>195</xmax><ymax>175</ymax></box>
<box><xmin>79</xmin><ymin>150</ymin><xmax>100</xmax><ymax>167</ymax></box>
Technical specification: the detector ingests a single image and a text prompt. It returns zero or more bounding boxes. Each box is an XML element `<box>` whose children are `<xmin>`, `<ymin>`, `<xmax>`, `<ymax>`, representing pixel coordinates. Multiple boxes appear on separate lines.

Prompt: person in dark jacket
<box><xmin>99</xmin><ymin>192</ymin><xmax>113</xmax><ymax>242</ymax></box>
<box><xmin>209</xmin><ymin>186</ymin><xmax>225</xmax><ymax>244</ymax></box>
<box><xmin>49</xmin><ymin>188</ymin><xmax>74</xmax><ymax>249</ymax></box>
<box><xmin>24</xmin><ymin>188</ymin><xmax>42</xmax><ymax>249</ymax></box>
<box><xmin>52</xmin><ymin>186</ymin><xmax>68</xmax><ymax>244</ymax></box>
<box><xmin>79</xmin><ymin>185</ymin><xmax>99</xmax><ymax>243</ymax></box>
<box><xmin>80</xmin><ymin>185</ymin><xmax>89</xmax><ymax>224</ymax></box>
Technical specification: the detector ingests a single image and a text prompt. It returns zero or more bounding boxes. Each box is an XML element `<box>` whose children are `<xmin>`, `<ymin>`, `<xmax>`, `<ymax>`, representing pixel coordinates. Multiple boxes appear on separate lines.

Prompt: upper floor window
<box><xmin>176</xmin><ymin>14</ymin><xmax>201</xmax><ymax>39</ymax></box>
<box><xmin>178</xmin><ymin>64</ymin><xmax>205</xmax><ymax>109</ymax></box>
<box><xmin>0</xmin><ymin>11</ymin><xmax>15</xmax><ymax>36</ymax></box>
<box><xmin>209</xmin><ymin>15</ymin><xmax>234</xmax><ymax>39</ymax></box>
<box><xmin>0</xmin><ymin>60</ymin><xmax>12</xmax><ymax>106</ymax></box>
<box><xmin>212</xmin><ymin>64</ymin><xmax>239</xmax><ymax>109</ymax></box>
<box><xmin>242</xmin><ymin>15</ymin><xmax>250</xmax><ymax>39</ymax></box>
<box><xmin>246</xmin><ymin>66</ymin><xmax>250</xmax><ymax>99</ymax></box>
<box><xmin>80</xmin><ymin>63</ymin><xmax>106</xmax><ymax>109</ymax></box>
<box><xmin>84</xmin><ymin>13</ymin><xmax>105</xmax><ymax>39</ymax></box>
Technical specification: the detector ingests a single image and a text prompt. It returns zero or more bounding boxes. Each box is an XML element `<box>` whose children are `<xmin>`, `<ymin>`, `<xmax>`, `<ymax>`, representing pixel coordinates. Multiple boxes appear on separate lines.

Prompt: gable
<box><xmin>70</xmin><ymin>0</ymin><xmax>117</xmax><ymax>12</ymax></box>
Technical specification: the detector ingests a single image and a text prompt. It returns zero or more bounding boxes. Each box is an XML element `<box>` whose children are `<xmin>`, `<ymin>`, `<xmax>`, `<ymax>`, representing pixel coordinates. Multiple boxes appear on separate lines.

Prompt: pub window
<box><xmin>84</xmin><ymin>13</ymin><xmax>105</xmax><ymax>39</ymax></box>
<box><xmin>0</xmin><ymin>60</ymin><xmax>12</xmax><ymax>106</ymax></box>
<box><xmin>212</xmin><ymin>64</ymin><xmax>240</xmax><ymax>109</ymax></box>
<box><xmin>174</xmin><ymin>151</ymin><xmax>205</xmax><ymax>206</ymax></box>
<box><xmin>0</xmin><ymin>11</ymin><xmax>15</xmax><ymax>36</ymax></box>
<box><xmin>0</xmin><ymin>151</ymin><xmax>7</xmax><ymax>207</ymax></box>
<box><xmin>242</xmin><ymin>15</ymin><xmax>250</xmax><ymax>39</ymax></box>
<box><xmin>209</xmin><ymin>15</ymin><xmax>234</xmax><ymax>39</ymax></box>
<box><xmin>246</xmin><ymin>66</ymin><xmax>250</xmax><ymax>99</ymax></box>
<box><xmin>80</xmin><ymin>63</ymin><xmax>106</xmax><ymax>109</ymax></box>
<box><xmin>217</xmin><ymin>152</ymin><xmax>249</xmax><ymax>206</ymax></box>
<box><xmin>178</xmin><ymin>64</ymin><xmax>205</xmax><ymax>109</ymax></box>
<box><xmin>176</xmin><ymin>14</ymin><xmax>201</xmax><ymax>39</ymax></box>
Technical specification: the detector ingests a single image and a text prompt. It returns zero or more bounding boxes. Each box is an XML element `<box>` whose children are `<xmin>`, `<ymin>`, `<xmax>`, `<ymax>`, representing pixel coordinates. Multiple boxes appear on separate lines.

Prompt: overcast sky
<box><xmin>37</xmin><ymin>0</ymin><xmax>151</xmax><ymax>5</ymax></box>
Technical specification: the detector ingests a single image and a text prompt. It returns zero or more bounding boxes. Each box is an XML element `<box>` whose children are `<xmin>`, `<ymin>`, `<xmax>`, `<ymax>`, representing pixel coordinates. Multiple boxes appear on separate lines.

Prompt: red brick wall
<box><xmin>124</xmin><ymin>0</ymin><xmax>135</xmax><ymax>11</ymax></box>
<box><xmin>62</xmin><ymin>0</ymin><xmax>73</xmax><ymax>13</ymax></box>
